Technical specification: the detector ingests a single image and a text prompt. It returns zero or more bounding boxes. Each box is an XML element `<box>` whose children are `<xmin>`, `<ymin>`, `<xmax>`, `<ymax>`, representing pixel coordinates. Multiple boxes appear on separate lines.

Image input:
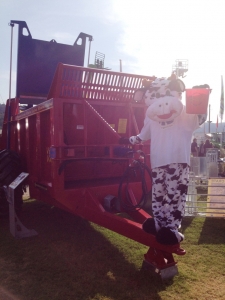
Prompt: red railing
<box><xmin>47</xmin><ymin>63</ymin><xmax>155</xmax><ymax>102</ymax></box>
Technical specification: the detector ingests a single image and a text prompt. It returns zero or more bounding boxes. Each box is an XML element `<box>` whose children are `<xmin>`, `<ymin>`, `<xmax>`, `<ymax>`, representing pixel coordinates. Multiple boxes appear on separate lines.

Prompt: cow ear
<box><xmin>168</xmin><ymin>73</ymin><xmax>177</xmax><ymax>80</ymax></box>
<box><xmin>177</xmin><ymin>79</ymin><xmax>185</xmax><ymax>92</ymax></box>
<box><xmin>168</xmin><ymin>79</ymin><xmax>185</xmax><ymax>92</ymax></box>
<box><xmin>133</xmin><ymin>88</ymin><xmax>146</xmax><ymax>102</ymax></box>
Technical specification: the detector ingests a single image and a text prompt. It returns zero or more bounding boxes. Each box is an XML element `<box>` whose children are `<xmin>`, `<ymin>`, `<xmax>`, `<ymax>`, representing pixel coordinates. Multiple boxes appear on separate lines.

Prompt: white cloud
<box><xmin>110</xmin><ymin>0</ymin><xmax>225</xmax><ymax>122</ymax></box>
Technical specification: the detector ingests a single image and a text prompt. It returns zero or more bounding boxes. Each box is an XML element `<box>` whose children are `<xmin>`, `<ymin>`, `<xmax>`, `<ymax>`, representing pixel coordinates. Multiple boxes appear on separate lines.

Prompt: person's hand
<box><xmin>129</xmin><ymin>136</ymin><xmax>142</xmax><ymax>145</ymax></box>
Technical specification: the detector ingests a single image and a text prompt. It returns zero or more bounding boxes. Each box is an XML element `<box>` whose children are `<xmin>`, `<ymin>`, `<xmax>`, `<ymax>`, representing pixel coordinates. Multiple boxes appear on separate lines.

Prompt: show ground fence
<box><xmin>186</xmin><ymin>149</ymin><xmax>225</xmax><ymax>217</ymax></box>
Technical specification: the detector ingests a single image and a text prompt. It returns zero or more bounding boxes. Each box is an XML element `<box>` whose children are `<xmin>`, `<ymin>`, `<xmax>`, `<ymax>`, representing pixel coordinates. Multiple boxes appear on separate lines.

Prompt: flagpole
<box><xmin>216</xmin><ymin>115</ymin><xmax>218</xmax><ymax>135</ymax></box>
<box><xmin>220</xmin><ymin>75</ymin><xmax>224</xmax><ymax>147</ymax></box>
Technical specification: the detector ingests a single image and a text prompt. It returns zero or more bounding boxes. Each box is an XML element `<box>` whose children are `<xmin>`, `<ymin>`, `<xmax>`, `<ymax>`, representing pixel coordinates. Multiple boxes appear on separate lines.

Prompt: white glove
<box><xmin>129</xmin><ymin>136</ymin><xmax>142</xmax><ymax>145</ymax></box>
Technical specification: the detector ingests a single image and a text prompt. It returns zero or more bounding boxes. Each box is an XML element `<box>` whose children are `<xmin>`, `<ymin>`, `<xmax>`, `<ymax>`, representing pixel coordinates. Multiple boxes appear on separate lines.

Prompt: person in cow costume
<box><xmin>129</xmin><ymin>74</ymin><xmax>208</xmax><ymax>245</ymax></box>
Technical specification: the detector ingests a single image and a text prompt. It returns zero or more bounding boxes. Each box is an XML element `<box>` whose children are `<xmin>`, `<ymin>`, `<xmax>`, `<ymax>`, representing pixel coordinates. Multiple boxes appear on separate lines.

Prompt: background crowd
<box><xmin>191</xmin><ymin>138</ymin><xmax>213</xmax><ymax>157</ymax></box>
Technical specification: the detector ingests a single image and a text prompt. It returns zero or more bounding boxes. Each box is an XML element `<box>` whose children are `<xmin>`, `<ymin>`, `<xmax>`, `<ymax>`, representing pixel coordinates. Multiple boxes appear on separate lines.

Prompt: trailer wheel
<box><xmin>0</xmin><ymin>149</ymin><xmax>23</xmax><ymax>217</ymax></box>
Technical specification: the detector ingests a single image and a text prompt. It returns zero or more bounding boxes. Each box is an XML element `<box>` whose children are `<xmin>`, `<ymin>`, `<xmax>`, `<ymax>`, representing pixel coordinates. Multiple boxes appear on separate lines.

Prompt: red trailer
<box><xmin>0</xmin><ymin>20</ymin><xmax>185</xmax><ymax>280</ymax></box>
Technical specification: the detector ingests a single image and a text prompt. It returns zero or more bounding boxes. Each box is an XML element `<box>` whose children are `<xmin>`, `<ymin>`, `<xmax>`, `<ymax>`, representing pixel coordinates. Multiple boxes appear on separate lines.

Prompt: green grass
<box><xmin>0</xmin><ymin>199</ymin><xmax>225</xmax><ymax>300</ymax></box>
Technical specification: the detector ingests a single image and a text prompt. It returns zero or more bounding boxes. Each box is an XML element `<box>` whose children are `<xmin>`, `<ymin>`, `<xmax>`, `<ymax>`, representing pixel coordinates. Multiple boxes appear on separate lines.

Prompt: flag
<box><xmin>220</xmin><ymin>75</ymin><xmax>224</xmax><ymax>121</ymax></box>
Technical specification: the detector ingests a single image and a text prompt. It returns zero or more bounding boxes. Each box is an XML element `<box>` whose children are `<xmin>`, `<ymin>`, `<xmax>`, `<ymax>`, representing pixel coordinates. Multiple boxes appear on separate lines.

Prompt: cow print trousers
<box><xmin>151</xmin><ymin>163</ymin><xmax>189</xmax><ymax>238</ymax></box>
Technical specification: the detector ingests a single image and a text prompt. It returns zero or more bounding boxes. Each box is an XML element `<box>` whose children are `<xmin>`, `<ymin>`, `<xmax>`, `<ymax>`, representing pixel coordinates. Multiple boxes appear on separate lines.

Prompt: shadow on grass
<box><xmin>0</xmin><ymin>200</ymin><xmax>172</xmax><ymax>300</ymax></box>
<box><xmin>198</xmin><ymin>217</ymin><xmax>225</xmax><ymax>244</ymax></box>
<box><xmin>181</xmin><ymin>216</ymin><xmax>195</xmax><ymax>233</ymax></box>
<box><xmin>181</xmin><ymin>216</ymin><xmax>225</xmax><ymax>244</ymax></box>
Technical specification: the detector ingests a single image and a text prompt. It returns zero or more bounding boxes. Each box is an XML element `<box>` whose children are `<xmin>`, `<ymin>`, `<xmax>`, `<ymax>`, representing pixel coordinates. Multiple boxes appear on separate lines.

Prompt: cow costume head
<box><xmin>134</xmin><ymin>74</ymin><xmax>185</xmax><ymax>123</ymax></box>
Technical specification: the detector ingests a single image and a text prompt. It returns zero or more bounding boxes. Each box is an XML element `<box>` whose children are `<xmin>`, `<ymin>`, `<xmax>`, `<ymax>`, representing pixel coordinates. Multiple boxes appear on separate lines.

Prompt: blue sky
<box><xmin>0</xmin><ymin>0</ymin><xmax>225</xmax><ymax>124</ymax></box>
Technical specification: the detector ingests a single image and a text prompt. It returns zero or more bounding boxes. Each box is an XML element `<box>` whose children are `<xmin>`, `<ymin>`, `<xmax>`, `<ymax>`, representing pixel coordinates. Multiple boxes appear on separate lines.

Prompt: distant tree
<box><xmin>212</xmin><ymin>143</ymin><xmax>220</xmax><ymax>149</ymax></box>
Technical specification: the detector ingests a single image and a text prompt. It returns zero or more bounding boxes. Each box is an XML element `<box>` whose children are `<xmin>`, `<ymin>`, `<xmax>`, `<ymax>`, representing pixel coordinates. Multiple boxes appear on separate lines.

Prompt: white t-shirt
<box><xmin>138</xmin><ymin>107</ymin><xmax>199</xmax><ymax>169</ymax></box>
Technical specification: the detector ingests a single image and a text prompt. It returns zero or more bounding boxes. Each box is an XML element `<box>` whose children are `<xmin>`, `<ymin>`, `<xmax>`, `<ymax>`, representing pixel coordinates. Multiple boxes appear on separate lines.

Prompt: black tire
<box><xmin>0</xmin><ymin>149</ymin><xmax>22</xmax><ymax>186</ymax></box>
<box><xmin>0</xmin><ymin>149</ymin><xmax>24</xmax><ymax>217</ymax></box>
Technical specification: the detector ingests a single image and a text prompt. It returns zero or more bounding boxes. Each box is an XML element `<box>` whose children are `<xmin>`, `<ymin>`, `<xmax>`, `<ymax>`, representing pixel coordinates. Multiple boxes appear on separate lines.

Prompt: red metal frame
<box><xmin>47</xmin><ymin>63</ymin><xmax>155</xmax><ymax>102</ymax></box>
<box><xmin>1</xmin><ymin>64</ymin><xmax>185</xmax><ymax>274</ymax></box>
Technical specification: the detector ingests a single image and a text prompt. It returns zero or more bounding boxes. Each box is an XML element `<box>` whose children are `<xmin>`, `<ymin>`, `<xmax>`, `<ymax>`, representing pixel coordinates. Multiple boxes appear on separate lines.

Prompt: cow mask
<box><xmin>134</xmin><ymin>74</ymin><xmax>185</xmax><ymax>122</ymax></box>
